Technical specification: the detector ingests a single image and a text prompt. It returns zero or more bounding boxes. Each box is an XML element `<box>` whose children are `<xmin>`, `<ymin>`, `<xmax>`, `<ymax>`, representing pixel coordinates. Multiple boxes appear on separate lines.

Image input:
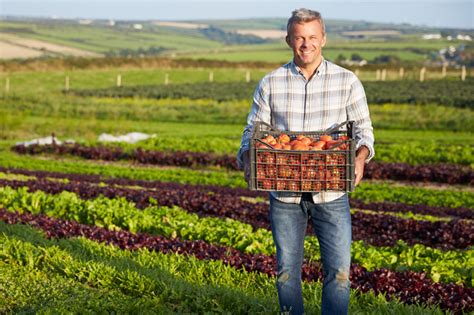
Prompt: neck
<box><xmin>296</xmin><ymin>58</ymin><xmax>323</xmax><ymax>80</ymax></box>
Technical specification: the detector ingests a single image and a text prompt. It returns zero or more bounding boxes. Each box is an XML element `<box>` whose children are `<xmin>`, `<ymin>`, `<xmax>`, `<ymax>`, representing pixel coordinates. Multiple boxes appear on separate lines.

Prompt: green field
<box><xmin>2</xmin><ymin>18</ymin><xmax>471</xmax><ymax>65</ymax></box>
<box><xmin>180</xmin><ymin>45</ymin><xmax>429</xmax><ymax>63</ymax></box>
<box><xmin>0</xmin><ymin>17</ymin><xmax>473</xmax><ymax>313</ymax></box>
<box><xmin>0</xmin><ymin>20</ymin><xmax>222</xmax><ymax>54</ymax></box>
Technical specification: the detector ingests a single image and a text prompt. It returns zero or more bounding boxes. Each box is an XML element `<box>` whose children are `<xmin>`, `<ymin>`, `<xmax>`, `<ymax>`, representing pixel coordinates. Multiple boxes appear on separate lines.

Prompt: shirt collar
<box><xmin>290</xmin><ymin>57</ymin><xmax>327</xmax><ymax>78</ymax></box>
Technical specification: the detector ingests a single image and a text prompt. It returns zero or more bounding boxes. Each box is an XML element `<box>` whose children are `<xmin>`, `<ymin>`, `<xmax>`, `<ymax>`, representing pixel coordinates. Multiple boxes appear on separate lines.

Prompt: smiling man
<box><xmin>237</xmin><ymin>8</ymin><xmax>375</xmax><ymax>315</ymax></box>
<box><xmin>286</xmin><ymin>15</ymin><xmax>326</xmax><ymax>80</ymax></box>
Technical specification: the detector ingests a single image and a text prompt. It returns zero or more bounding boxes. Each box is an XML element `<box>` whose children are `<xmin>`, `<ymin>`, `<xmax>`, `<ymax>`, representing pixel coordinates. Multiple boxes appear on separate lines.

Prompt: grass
<box><xmin>0</xmin><ymin>68</ymin><xmax>269</xmax><ymax>97</ymax></box>
<box><xmin>0</xmin><ymin>222</ymin><xmax>448</xmax><ymax>314</ymax></box>
<box><xmin>1</xmin><ymin>94</ymin><xmax>472</xmax><ymax>142</ymax></box>
<box><xmin>0</xmin><ymin>262</ymin><xmax>170</xmax><ymax>314</ymax></box>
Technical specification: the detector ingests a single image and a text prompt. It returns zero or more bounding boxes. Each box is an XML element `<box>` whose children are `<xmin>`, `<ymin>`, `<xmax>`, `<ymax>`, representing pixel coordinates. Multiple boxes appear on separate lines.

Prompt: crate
<box><xmin>249</xmin><ymin>121</ymin><xmax>355</xmax><ymax>192</ymax></box>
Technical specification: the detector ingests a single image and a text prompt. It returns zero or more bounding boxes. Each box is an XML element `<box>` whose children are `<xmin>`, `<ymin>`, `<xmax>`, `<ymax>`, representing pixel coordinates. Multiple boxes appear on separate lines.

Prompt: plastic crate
<box><xmin>249</xmin><ymin>121</ymin><xmax>355</xmax><ymax>192</ymax></box>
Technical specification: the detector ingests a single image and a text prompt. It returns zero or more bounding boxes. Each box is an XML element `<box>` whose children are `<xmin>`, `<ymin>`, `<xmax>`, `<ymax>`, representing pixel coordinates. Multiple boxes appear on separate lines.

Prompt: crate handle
<box><xmin>255</xmin><ymin>121</ymin><xmax>282</xmax><ymax>132</ymax></box>
<box><xmin>327</xmin><ymin>141</ymin><xmax>346</xmax><ymax>150</ymax></box>
<box><xmin>255</xmin><ymin>138</ymin><xmax>275</xmax><ymax>149</ymax></box>
<box><xmin>324</xmin><ymin>120</ymin><xmax>354</xmax><ymax>135</ymax></box>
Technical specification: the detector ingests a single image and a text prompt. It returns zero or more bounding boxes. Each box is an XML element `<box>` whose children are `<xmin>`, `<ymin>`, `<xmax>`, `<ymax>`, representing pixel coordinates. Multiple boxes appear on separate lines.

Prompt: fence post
<box><xmin>461</xmin><ymin>65</ymin><xmax>466</xmax><ymax>81</ymax></box>
<box><xmin>246</xmin><ymin>71</ymin><xmax>251</xmax><ymax>83</ymax></box>
<box><xmin>209</xmin><ymin>71</ymin><xmax>214</xmax><ymax>82</ymax></box>
<box><xmin>376</xmin><ymin>69</ymin><xmax>381</xmax><ymax>81</ymax></box>
<box><xmin>354</xmin><ymin>69</ymin><xmax>360</xmax><ymax>77</ymax></box>
<box><xmin>381</xmin><ymin>69</ymin><xmax>387</xmax><ymax>81</ymax></box>
<box><xmin>419</xmin><ymin>67</ymin><xmax>426</xmax><ymax>82</ymax></box>
<box><xmin>116</xmin><ymin>74</ymin><xmax>122</xmax><ymax>87</ymax></box>
<box><xmin>399</xmin><ymin>67</ymin><xmax>404</xmax><ymax>79</ymax></box>
<box><xmin>165</xmin><ymin>73</ymin><xmax>169</xmax><ymax>85</ymax></box>
<box><xmin>65</xmin><ymin>76</ymin><xmax>70</xmax><ymax>91</ymax></box>
<box><xmin>442</xmin><ymin>63</ymin><xmax>447</xmax><ymax>78</ymax></box>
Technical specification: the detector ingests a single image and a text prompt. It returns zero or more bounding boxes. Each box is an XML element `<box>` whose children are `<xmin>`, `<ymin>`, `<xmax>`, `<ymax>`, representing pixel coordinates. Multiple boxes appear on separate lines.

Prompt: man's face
<box><xmin>286</xmin><ymin>20</ymin><xmax>326</xmax><ymax>69</ymax></box>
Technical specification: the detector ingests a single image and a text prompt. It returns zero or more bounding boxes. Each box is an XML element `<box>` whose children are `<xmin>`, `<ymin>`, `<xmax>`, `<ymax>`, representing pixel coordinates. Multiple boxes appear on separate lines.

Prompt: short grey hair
<box><xmin>287</xmin><ymin>8</ymin><xmax>325</xmax><ymax>35</ymax></box>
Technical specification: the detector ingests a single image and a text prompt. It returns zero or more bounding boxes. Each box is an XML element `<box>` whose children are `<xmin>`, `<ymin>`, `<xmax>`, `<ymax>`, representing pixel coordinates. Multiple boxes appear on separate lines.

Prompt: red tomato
<box><xmin>276</xmin><ymin>180</ymin><xmax>287</xmax><ymax>190</ymax></box>
<box><xmin>278</xmin><ymin>165</ymin><xmax>292</xmax><ymax>178</ymax></box>
<box><xmin>261</xmin><ymin>180</ymin><xmax>273</xmax><ymax>190</ymax></box>
<box><xmin>319</xmin><ymin>134</ymin><xmax>332</xmax><ymax>142</ymax></box>
<box><xmin>326</xmin><ymin>140</ymin><xmax>341</xmax><ymax>150</ymax></box>
<box><xmin>278</xmin><ymin>134</ymin><xmax>291</xmax><ymax>144</ymax></box>
<box><xmin>276</xmin><ymin>154</ymin><xmax>288</xmax><ymax>165</ymax></box>
<box><xmin>313</xmin><ymin>181</ymin><xmax>322</xmax><ymax>191</ymax></box>
<box><xmin>287</xmin><ymin>181</ymin><xmax>299</xmax><ymax>191</ymax></box>
<box><xmin>311</xmin><ymin>140</ymin><xmax>326</xmax><ymax>150</ymax></box>
<box><xmin>302</xmin><ymin>181</ymin><xmax>312</xmax><ymax>191</ymax></box>
<box><xmin>272</xmin><ymin>143</ymin><xmax>283</xmax><ymax>150</ymax></box>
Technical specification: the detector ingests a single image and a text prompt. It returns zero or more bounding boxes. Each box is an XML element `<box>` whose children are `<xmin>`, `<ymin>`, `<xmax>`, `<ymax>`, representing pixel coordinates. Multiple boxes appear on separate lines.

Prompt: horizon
<box><xmin>1</xmin><ymin>0</ymin><xmax>473</xmax><ymax>30</ymax></box>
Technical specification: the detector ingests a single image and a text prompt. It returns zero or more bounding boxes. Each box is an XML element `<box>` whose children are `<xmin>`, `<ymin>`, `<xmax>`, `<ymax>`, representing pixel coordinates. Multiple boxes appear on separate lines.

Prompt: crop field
<box><xmin>0</xmin><ymin>20</ymin><xmax>223</xmax><ymax>57</ymax></box>
<box><xmin>0</xmin><ymin>57</ymin><xmax>473</xmax><ymax>314</ymax></box>
<box><xmin>180</xmin><ymin>46</ymin><xmax>427</xmax><ymax>63</ymax></box>
<box><xmin>0</xmin><ymin>33</ymin><xmax>102</xmax><ymax>58</ymax></box>
<box><xmin>2</xmin><ymin>18</ymin><xmax>472</xmax><ymax>66</ymax></box>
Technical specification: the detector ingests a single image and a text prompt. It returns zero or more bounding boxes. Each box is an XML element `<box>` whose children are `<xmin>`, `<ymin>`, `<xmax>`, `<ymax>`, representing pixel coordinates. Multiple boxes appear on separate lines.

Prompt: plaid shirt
<box><xmin>237</xmin><ymin>58</ymin><xmax>375</xmax><ymax>204</ymax></box>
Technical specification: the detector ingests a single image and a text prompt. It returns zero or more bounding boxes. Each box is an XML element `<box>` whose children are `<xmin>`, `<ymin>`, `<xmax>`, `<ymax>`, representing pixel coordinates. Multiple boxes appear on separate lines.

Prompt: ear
<box><xmin>321</xmin><ymin>34</ymin><xmax>327</xmax><ymax>47</ymax></box>
<box><xmin>285</xmin><ymin>35</ymin><xmax>292</xmax><ymax>48</ymax></box>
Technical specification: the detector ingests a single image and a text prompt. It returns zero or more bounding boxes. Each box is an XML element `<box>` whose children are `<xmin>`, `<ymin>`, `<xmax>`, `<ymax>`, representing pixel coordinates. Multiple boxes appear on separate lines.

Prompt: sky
<box><xmin>1</xmin><ymin>0</ymin><xmax>473</xmax><ymax>29</ymax></box>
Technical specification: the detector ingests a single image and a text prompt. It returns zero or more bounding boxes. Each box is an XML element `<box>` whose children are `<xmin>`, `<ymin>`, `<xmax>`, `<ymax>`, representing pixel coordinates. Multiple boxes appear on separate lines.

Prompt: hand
<box><xmin>354</xmin><ymin>146</ymin><xmax>369</xmax><ymax>187</ymax></box>
<box><xmin>354</xmin><ymin>157</ymin><xmax>365</xmax><ymax>187</ymax></box>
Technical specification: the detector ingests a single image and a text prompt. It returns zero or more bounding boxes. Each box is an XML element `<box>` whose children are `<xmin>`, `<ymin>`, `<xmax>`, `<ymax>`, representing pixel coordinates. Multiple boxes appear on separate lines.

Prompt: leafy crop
<box><xmin>0</xmin><ymin>178</ymin><xmax>472</xmax><ymax>249</ymax></box>
<box><xmin>1</xmin><ymin>185</ymin><xmax>472</xmax><ymax>286</ymax></box>
<box><xmin>69</xmin><ymin>79</ymin><xmax>474</xmax><ymax>107</ymax></box>
<box><xmin>2</xmin><ymin>166</ymin><xmax>472</xmax><ymax>219</ymax></box>
<box><xmin>1</xmin><ymin>210</ymin><xmax>472</xmax><ymax>313</ymax></box>
<box><xmin>352</xmin><ymin>183</ymin><xmax>474</xmax><ymax>210</ymax></box>
<box><xmin>375</xmin><ymin>143</ymin><xmax>474</xmax><ymax>166</ymax></box>
<box><xmin>0</xmin><ymin>263</ymin><xmax>167</xmax><ymax>314</ymax></box>
<box><xmin>70</xmin><ymin>81</ymin><xmax>259</xmax><ymax>102</ymax></box>
<box><xmin>365</xmin><ymin>162</ymin><xmax>473</xmax><ymax>185</ymax></box>
<box><xmin>12</xmin><ymin>143</ymin><xmax>474</xmax><ymax>184</ymax></box>
<box><xmin>363</xmin><ymin>80</ymin><xmax>474</xmax><ymax>108</ymax></box>
<box><xmin>0</xmin><ymin>219</ymin><xmax>278</xmax><ymax>314</ymax></box>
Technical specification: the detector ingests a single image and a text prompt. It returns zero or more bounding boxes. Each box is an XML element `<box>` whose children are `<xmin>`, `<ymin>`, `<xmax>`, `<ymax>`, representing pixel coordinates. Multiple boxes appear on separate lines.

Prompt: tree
<box><xmin>351</xmin><ymin>53</ymin><xmax>364</xmax><ymax>61</ymax></box>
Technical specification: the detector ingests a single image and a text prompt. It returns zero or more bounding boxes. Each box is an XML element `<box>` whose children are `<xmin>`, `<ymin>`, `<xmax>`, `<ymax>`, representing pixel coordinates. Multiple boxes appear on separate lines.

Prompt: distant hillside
<box><xmin>0</xmin><ymin>18</ymin><xmax>275</xmax><ymax>59</ymax></box>
<box><xmin>190</xmin><ymin>17</ymin><xmax>474</xmax><ymax>35</ymax></box>
<box><xmin>195</xmin><ymin>18</ymin><xmax>287</xmax><ymax>31</ymax></box>
<box><xmin>0</xmin><ymin>16</ymin><xmax>472</xmax><ymax>65</ymax></box>
<box><xmin>0</xmin><ymin>18</ymin><xmax>224</xmax><ymax>59</ymax></box>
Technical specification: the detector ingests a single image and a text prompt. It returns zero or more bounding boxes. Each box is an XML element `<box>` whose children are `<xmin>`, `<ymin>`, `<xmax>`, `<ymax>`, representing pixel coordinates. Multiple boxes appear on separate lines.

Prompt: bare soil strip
<box><xmin>234</xmin><ymin>29</ymin><xmax>286</xmax><ymax>39</ymax></box>
<box><xmin>153</xmin><ymin>21</ymin><xmax>209</xmax><ymax>29</ymax></box>
<box><xmin>0</xmin><ymin>41</ymin><xmax>44</xmax><ymax>59</ymax></box>
<box><xmin>0</xmin><ymin>33</ymin><xmax>102</xmax><ymax>59</ymax></box>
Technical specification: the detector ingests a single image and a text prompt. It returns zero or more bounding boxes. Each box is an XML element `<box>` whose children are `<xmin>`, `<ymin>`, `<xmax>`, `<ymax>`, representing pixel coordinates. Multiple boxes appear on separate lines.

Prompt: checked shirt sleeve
<box><xmin>236</xmin><ymin>78</ymin><xmax>272</xmax><ymax>169</ymax></box>
<box><xmin>346</xmin><ymin>77</ymin><xmax>375</xmax><ymax>164</ymax></box>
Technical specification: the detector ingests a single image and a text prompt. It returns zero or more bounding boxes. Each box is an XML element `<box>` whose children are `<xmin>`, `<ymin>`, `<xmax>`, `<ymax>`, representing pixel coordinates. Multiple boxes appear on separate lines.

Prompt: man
<box><xmin>237</xmin><ymin>8</ymin><xmax>375</xmax><ymax>315</ymax></box>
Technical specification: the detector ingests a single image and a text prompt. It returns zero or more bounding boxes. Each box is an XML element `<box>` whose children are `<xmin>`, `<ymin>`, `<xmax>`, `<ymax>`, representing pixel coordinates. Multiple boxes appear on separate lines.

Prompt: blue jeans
<box><xmin>269</xmin><ymin>193</ymin><xmax>352</xmax><ymax>315</ymax></box>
